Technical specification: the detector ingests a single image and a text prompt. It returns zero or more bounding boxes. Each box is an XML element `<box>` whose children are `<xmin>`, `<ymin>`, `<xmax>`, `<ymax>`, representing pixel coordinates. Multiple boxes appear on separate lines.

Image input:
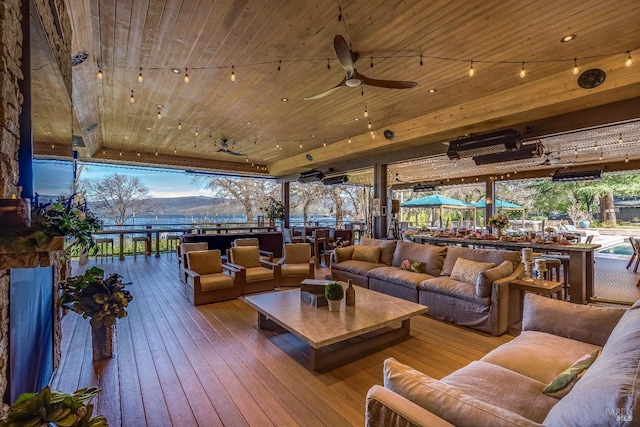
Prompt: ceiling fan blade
<box><xmin>333</xmin><ymin>35</ymin><xmax>355</xmax><ymax>75</ymax></box>
<box><xmin>304</xmin><ymin>77</ymin><xmax>347</xmax><ymax>100</ymax></box>
<box><xmin>359</xmin><ymin>72</ymin><xmax>417</xmax><ymax>89</ymax></box>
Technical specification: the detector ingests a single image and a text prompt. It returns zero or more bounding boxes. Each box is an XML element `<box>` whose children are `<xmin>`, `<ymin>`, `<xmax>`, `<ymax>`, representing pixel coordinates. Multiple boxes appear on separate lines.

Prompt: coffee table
<box><xmin>243</xmin><ymin>284</ymin><xmax>428</xmax><ymax>371</ymax></box>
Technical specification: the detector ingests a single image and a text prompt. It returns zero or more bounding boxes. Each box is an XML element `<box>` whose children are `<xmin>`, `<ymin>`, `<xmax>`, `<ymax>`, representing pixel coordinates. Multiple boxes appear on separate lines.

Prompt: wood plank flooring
<box><xmin>50</xmin><ymin>255</ymin><xmax>515</xmax><ymax>426</ymax></box>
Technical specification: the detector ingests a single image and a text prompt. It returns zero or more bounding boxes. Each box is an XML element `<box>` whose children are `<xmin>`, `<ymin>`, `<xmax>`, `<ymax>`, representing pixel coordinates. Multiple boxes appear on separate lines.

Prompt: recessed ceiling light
<box><xmin>354</xmin><ymin>117</ymin><xmax>359</xmax><ymax>121</ymax></box>
<box><xmin>311</xmin><ymin>134</ymin><xmax>316</xmax><ymax>138</ymax></box>
<box><xmin>427</xmin><ymin>89</ymin><xmax>437</xmax><ymax>93</ymax></box>
<box><xmin>170</xmin><ymin>68</ymin><xmax>181</xmax><ymax>74</ymax></box>
<box><xmin>561</xmin><ymin>34</ymin><xmax>576</xmax><ymax>43</ymax></box>
<box><xmin>281</xmin><ymin>97</ymin><xmax>289</xmax><ymax>102</ymax></box>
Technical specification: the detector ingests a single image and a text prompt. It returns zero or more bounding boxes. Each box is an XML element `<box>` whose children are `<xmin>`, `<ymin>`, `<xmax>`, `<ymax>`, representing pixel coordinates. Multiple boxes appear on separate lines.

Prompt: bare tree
<box><xmin>327</xmin><ymin>186</ymin><xmax>346</xmax><ymax>227</ymax></box>
<box><xmin>199</xmin><ymin>176</ymin><xmax>278</xmax><ymax>222</ymax></box>
<box><xmin>82</xmin><ymin>173</ymin><xmax>152</xmax><ymax>226</ymax></box>
<box><xmin>291</xmin><ymin>182</ymin><xmax>325</xmax><ymax>224</ymax></box>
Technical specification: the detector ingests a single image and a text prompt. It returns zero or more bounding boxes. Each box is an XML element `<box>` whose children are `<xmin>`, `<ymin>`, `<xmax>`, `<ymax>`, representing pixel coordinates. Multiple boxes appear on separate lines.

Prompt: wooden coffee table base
<box><xmin>258</xmin><ymin>313</ymin><xmax>412</xmax><ymax>371</ymax></box>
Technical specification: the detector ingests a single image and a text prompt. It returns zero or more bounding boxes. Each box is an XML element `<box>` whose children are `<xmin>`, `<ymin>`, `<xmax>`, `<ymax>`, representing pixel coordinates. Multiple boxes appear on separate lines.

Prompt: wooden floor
<box><xmin>51</xmin><ymin>255</ymin><xmax>514</xmax><ymax>426</ymax></box>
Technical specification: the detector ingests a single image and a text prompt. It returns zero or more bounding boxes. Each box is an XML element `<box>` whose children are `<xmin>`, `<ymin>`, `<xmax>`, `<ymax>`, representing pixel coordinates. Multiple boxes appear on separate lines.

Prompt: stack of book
<box><xmin>300</xmin><ymin>279</ymin><xmax>331</xmax><ymax>308</ymax></box>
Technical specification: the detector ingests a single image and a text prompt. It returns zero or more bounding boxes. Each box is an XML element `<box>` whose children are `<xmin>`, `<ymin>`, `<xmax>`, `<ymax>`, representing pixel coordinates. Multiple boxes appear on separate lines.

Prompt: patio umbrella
<box><xmin>473</xmin><ymin>199</ymin><xmax>526</xmax><ymax>228</ymax></box>
<box><xmin>401</xmin><ymin>194</ymin><xmax>473</xmax><ymax>228</ymax></box>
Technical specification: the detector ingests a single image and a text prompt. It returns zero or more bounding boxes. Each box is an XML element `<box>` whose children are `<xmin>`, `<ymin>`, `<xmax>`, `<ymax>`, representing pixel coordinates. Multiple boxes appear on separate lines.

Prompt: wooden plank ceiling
<box><xmin>32</xmin><ymin>0</ymin><xmax>640</xmax><ymax>184</ymax></box>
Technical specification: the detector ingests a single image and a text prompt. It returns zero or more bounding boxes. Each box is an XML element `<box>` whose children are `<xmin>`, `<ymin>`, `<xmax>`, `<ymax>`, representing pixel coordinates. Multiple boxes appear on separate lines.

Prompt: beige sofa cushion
<box><xmin>361</xmin><ymin>237</ymin><xmax>397</xmax><ymax>265</ymax></box>
<box><xmin>441</xmin><ymin>246</ymin><xmax>520</xmax><ymax>276</ymax></box>
<box><xmin>353</xmin><ymin>245</ymin><xmax>382</xmax><ymax>263</ymax></box>
<box><xmin>450</xmin><ymin>258</ymin><xmax>495</xmax><ymax>284</ymax></box>
<box><xmin>481</xmin><ymin>331</ymin><xmax>602</xmax><ymax>384</ymax></box>
<box><xmin>391</xmin><ymin>241</ymin><xmax>447</xmax><ymax>275</ymax></box>
<box><xmin>443</xmin><ymin>361</ymin><xmax>558</xmax><ymax>424</ymax></box>
<box><xmin>187</xmin><ymin>250</ymin><xmax>223</xmax><ymax>274</ymax></box>
<box><xmin>230</xmin><ymin>246</ymin><xmax>262</xmax><ymax>268</ymax></box>
<box><xmin>477</xmin><ymin>260</ymin><xmax>514</xmax><ymax>297</ymax></box>
<box><xmin>383</xmin><ymin>358</ymin><xmax>541</xmax><ymax>427</ymax></box>
<box><xmin>368</xmin><ymin>266</ymin><xmax>435</xmax><ymax>290</ymax></box>
<box><xmin>543</xmin><ymin>301</ymin><xmax>640</xmax><ymax>426</ymax></box>
<box><xmin>334</xmin><ymin>246</ymin><xmax>355</xmax><ymax>263</ymax></box>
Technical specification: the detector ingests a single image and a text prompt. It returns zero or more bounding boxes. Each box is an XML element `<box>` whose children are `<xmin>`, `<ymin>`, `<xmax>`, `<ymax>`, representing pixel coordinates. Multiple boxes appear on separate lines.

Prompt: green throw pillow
<box><xmin>543</xmin><ymin>350</ymin><xmax>600</xmax><ymax>398</ymax></box>
<box><xmin>400</xmin><ymin>258</ymin><xmax>424</xmax><ymax>273</ymax></box>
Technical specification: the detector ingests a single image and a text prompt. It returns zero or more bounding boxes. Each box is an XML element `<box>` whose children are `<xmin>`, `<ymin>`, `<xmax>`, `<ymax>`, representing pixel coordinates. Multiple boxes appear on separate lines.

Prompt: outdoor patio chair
<box><xmin>227</xmin><ymin>246</ymin><xmax>281</xmax><ymax>294</ymax></box>
<box><xmin>179</xmin><ymin>242</ymin><xmax>209</xmax><ymax>283</ymax></box>
<box><xmin>184</xmin><ymin>250</ymin><xmax>240</xmax><ymax>305</ymax></box>
<box><xmin>278</xmin><ymin>243</ymin><xmax>314</xmax><ymax>286</ymax></box>
<box><xmin>231</xmin><ymin>238</ymin><xmax>274</xmax><ymax>261</ymax></box>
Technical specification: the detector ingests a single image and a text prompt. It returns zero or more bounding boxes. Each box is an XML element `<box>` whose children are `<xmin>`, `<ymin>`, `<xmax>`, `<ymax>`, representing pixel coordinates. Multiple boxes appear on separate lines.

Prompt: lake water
<box><xmin>101</xmin><ymin>214</ymin><xmax>350</xmax><ymax>228</ymax></box>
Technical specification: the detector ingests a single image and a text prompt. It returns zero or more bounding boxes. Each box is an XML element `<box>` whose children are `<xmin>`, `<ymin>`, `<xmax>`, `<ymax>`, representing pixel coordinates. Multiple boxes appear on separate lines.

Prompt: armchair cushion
<box><xmin>230</xmin><ymin>246</ymin><xmax>262</xmax><ymax>268</ymax></box>
<box><xmin>353</xmin><ymin>245</ymin><xmax>382</xmax><ymax>263</ymax></box>
<box><xmin>187</xmin><ymin>250</ymin><xmax>223</xmax><ymax>275</ymax></box>
<box><xmin>199</xmin><ymin>274</ymin><xmax>235</xmax><ymax>291</ymax></box>
<box><xmin>233</xmin><ymin>238</ymin><xmax>259</xmax><ymax>246</ymax></box>
<box><xmin>283</xmin><ymin>243</ymin><xmax>311</xmax><ymax>264</ymax></box>
<box><xmin>281</xmin><ymin>264</ymin><xmax>312</xmax><ymax>276</ymax></box>
<box><xmin>246</xmin><ymin>266</ymin><xmax>275</xmax><ymax>282</ymax></box>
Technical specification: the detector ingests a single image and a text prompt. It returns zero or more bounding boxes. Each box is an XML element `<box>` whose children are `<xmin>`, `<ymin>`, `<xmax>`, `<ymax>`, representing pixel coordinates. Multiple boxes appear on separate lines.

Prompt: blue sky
<box><xmin>33</xmin><ymin>160</ymin><xmax>211</xmax><ymax>198</ymax></box>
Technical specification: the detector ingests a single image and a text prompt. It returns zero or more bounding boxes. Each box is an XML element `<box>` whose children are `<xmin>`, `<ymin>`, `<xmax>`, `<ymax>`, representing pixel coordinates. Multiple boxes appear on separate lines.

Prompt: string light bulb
<box><xmin>364</xmin><ymin>106</ymin><xmax>368</xmax><ymax>117</ymax></box>
<box><xmin>230</xmin><ymin>65</ymin><xmax>236</xmax><ymax>81</ymax></box>
<box><xmin>138</xmin><ymin>68</ymin><xmax>143</xmax><ymax>83</ymax></box>
<box><xmin>174</xmin><ymin>147</ymin><xmax>177</xmax><ymax>154</ymax></box>
<box><xmin>348</xmin><ymin>137</ymin><xmax>351</xmax><ymax>144</ymax></box>
<box><xmin>625</xmin><ymin>154</ymin><xmax>629</xmax><ymax>163</ymax></box>
<box><xmin>599</xmin><ymin>151</ymin><xmax>603</xmax><ymax>161</ymax></box>
<box><xmin>276</xmin><ymin>142</ymin><xmax>280</xmax><ymax>149</ymax></box>
<box><xmin>299</xmin><ymin>142</ymin><xmax>302</xmax><ymax>148</ymax></box>
<box><xmin>468</xmin><ymin>61</ymin><xmax>475</xmax><ymax>77</ymax></box>
<box><xmin>195</xmin><ymin>127</ymin><xmax>198</xmax><ymax>137</ymax></box>
<box><xmin>178</xmin><ymin>120</ymin><xmax>182</xmax><ymax>130</ymax></box>
<box><xmin>155</xmin><ymin>148</ymin><xmax>158</xmax><ymax>156</ymax></box>
<box><xmin>157</xmin><ymin>106</ymin><xmax>161</xmax><ymax>119</ymax></box>
<box><xmin>323</xmin><ymin>141</ymin><xmax>327</xmax><ymax>147</ymax></box>
<box><xmin>97</xmin><ymin>65</ymin><xmax>103</xmax><ymax>80</ymax></box>
<box><xmin>618</xmin><ymin>134</ymin><xmax>623</xmax><ymax>144</ymax></box>
<box><xmin>625</xmin><ymin>51</ymin><xmax>632</xmax><ymax>67</ymax></box>
<box><xmin>130</xmin><ymin>90</ymin><xmax>135</xmax><ymax>103</ymax></box>
<box><xmin>119</xmin><ymin>150</ymin><xmax>123</xmax><ymax>156</ymax></box>
<box><xmin>368</xmin><ymin>121</ymin><xmax>372</xmax><ymax>129</ymax></box>
<box><xmin>572</xmin><ymin>58</ymin><xmax>579</xmax><ymax>75</ymax></box>
<box><xmin>519</xmin><ymin>62</ymin><xmax>526</xmax><ymax>78</ymax></box>
<box><xmin>184</xmin><ymin>68</ymin><xmax>189</xmax><ymax>83</ymax></box>
<box><xmin>137</xmin><ymin>151</ymin><xmax>141</xmax><ymax>157</ymax></box>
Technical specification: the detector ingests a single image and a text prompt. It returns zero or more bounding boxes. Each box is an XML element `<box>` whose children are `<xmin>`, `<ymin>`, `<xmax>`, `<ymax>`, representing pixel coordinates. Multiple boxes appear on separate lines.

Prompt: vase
<box><xmin>269</xmin><ymin>218</ymin><xmax>275</xmax><ymax>227</ymax></box>
<box><xmin>495</xmin><ymin>228</ymin><xmax>504</xmax><ymax>238</ymax></box>
<box><xmin>327</xmin><ymin>299</ymin><xmax>341</xmax><ymax>312</ymax></box>
<box><xmin>91</xmin><ymin>323</ymin><xmax>114</xmax><ymax>360</ymax></box>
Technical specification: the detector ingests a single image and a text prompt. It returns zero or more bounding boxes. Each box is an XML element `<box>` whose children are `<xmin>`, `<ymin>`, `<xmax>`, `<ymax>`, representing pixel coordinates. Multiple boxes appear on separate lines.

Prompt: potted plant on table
<box><xmin>58</xmin><ymin>267</ymin><xmax>133</xmax><ymax>360</ymax></box>
<box><xmin>260</xmin><ymin>196</ymin><xmax>285</xmax><ymax>227</ymax></box>
<box><xmin>0</xmin><ymin>386</ymin><xmax>107</xmax><ymax>427</ymax></box>
<box><xmin>324</xmin><ymin>282</ymin><xmax>344</xmax><ymax>312</ymax></box>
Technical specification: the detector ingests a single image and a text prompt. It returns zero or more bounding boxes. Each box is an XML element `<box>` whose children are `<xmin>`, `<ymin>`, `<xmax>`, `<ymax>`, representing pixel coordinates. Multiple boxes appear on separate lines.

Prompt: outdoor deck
<box><xmin>51</xmin><ymin>253</ymin><xmax>639</xmax><ymax>426</ymax></box>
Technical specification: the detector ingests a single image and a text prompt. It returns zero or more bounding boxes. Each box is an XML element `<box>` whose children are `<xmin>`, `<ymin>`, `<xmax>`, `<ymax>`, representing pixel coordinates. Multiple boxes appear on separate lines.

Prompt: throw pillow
<box><xmin>543</xmin><ymin>350</ymin><xmax>600</xmax><ymax>398</ymax></box>
<box><xmin>476</xmin><ymin>260</ymin><xmax>514</xmax><ymax>297</ymax></box>
<box><xmin>450</xmin><ymin>258</ymin><xmax>496</xmax><ymax>284</ymax></box>
<box><xmin>352</xmin><ymin>245</ymin><xmax>382</xmax><ymax>263</ymax></box>
<box><xmin>400</xmin><ymin>258</ymin><xmax>424</xmax><ymax>273</ymax></box>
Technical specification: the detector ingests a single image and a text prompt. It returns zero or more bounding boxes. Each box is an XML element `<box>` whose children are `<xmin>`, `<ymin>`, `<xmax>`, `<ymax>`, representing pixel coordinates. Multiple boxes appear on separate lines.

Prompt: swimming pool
<box><xmin>597</xmin><ymin>242</ymin><xmax>633</xmax><ymax>255</ymax></box>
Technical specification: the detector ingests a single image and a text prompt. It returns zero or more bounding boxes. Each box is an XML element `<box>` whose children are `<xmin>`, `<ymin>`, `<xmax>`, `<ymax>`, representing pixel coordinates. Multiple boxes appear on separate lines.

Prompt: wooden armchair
<box><xmin>231</xmin><ymin>238</ymin><xmax>274</xmax><ymax>261</ymax></box>
<box><xmin>227</xmin><ymin>246</ymin><xmax>281</xmax><ymax>294</ymax></box>
<box><xmin>277</xmin><ymin>243</ymin><xmax>315</xmax><ymax>287</ymax></box>
<box><xmin>184</xmin><ymin>250</ymin><xmax>240</xmax><ymax>305</ymax></box>
<box><xmin>178</xmin><ymin>242</ymin><xmax>209</xmax><ymax>284</ymax></box>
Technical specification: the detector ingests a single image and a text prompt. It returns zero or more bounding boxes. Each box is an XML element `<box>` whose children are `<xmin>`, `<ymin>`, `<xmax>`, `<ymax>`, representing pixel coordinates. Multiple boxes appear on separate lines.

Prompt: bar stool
<box><xmin>132</xmin><ymin>236</ymin><xmax>150</xmax><ymax>259</ymax></box>
<box><xmin>95</xmin><ymin>238</ymin><xmax>114</xmax><ymax>262</ymax></box>
<box><xmin>167</xmin><ymin>235</ymin><xmax>181</xmax><ymax>257</ymax></box>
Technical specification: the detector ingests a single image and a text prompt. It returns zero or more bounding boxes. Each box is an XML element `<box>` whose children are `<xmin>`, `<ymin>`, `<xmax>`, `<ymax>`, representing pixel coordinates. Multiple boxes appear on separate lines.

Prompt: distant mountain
<box><xmin>148</xmin><ymin>196</ymin><xmax>227</xmax><ymax>214</ymax></box>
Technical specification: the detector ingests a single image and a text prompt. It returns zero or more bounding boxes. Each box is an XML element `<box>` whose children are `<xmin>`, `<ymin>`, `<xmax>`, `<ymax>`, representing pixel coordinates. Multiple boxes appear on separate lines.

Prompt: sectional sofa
<box><xmin>331</xmin><ymin>237</ymin><xmax>523</xmax><ymax>336</ymax></box>
<box><xmin>366</xmin><ymin>293</ymin><xmax>639</xmax><ymax>426</ymax></box>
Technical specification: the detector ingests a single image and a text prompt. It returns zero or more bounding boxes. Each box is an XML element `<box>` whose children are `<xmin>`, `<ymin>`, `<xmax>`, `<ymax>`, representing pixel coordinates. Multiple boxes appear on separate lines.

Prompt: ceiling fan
<box><xmin>217</xmin><ymin>139</ymin><xmax>245</xmax><ymax>156</ymax></box>
<box><xmin>304</xmin><ymin>35</ymin><xmax>418</xmax><ymax>100</ymax></box>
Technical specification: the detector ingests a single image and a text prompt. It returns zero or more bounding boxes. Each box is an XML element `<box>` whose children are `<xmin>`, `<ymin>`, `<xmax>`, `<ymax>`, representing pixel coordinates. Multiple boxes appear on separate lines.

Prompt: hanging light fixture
<box><xmin>230</xmin><ymin>65</ymin><xmax>236</xmax><ymax>81</ymax></box>
<box><xmin>572</xmin><ymin>58</ymin><xmax>579</xmax><ymax>75</ymax></box>
<box><xmin>519</xmin><ymin>62</ymin><xmax>526</xmax><ymax>78</ymax></box>
<box><xmin>468</xmin><ymin>60</ymin><xmax>475</xmax><ymax>77</ymax></box>
<box><xmin>625</xmin><ymin>51</ymin><xmax>633</xmax><ymax>67</ymax></box>
<box><xmin>157</xmin><ymin>106</ymin><xmax>161</xmax><ymax>119</ymax></box>
<box><xmin>97</xmin><ymin>63</ymin><xmax>103</xmax><ymax>80</ymax></box>
<box><xmin>138</xmin><ymin>68</ymin><xmax>143</xmax><ymax>83</ymax></box>
<box><xmin>184</xmin><ymin>68</ymin><xmax>189</xmax><ymax>83</ymax></box>
<box><xmin>130</xmin><ymin>90</ymin><xmax>135</xmax><ymax>104</ymax></box>
<box><xmin>195</xmin><ymin>127</ymin><xmax>198</xmax><ymax>137</ymax></box>
<box><xmin>618</xmin><ymin>133</ymin><xmax>623</xmax><ymax>144</ymax></box>
<box><xmin>178</xmin><ymin>119</ymin><xmax>182</xmax><ymax>130</ymax></box>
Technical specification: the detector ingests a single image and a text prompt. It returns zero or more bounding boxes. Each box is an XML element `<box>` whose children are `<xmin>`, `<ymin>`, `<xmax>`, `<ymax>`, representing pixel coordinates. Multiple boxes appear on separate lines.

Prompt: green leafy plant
<box><xmin>27</xmin><ymin>195</ymin><xmax>102</xmax><ymax>257</ymax></box>
<box><xmin>260</xmin><ymin>197</ymin><xmax>285</xmax><ymax>220</ymax></box>
<box><xmin>0</xmin><ymin>386</ymin><xmax>107</xmax><ymax>427</ymax></box>
<box><xmin>324</xmin><ymin>282</ymin><xmax>344</xmax><ymax>301</ymax></box>
<box><xmin>59</xmin><ymin>267</ymin><xmax>133</xmax><ymax>329</ymax></box>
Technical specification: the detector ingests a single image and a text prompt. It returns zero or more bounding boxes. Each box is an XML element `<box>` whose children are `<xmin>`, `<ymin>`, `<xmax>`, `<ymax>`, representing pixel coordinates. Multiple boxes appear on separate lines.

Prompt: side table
<box><xmin>509</xmin><ymin>278</ymin><xmax>564</xmax><ymax>333</ymax></box>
